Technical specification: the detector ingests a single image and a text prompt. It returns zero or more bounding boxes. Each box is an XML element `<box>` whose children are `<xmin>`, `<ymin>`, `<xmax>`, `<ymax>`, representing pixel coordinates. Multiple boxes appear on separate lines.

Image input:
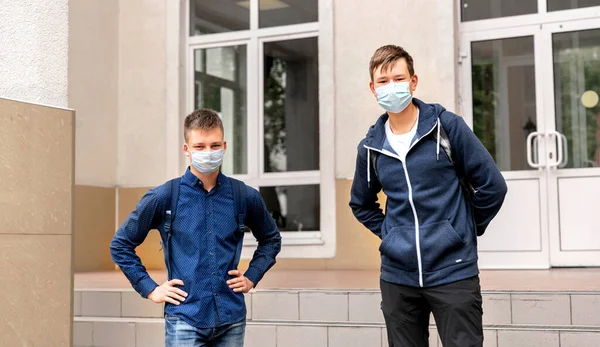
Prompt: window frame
<box><xmin>181</xmin><ymin>0</ymin><xmax>336</xmax><ymax>258</ymax></box>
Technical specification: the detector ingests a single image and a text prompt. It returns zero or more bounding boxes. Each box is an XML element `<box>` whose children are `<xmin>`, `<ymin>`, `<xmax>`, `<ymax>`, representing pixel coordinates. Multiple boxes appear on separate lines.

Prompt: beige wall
<box><xmin>70</xmin><ymin>0</ymin><xmax>178</xmax><ymax>270</ymax></box>
<box><xmin>74</xmin><ymin>186</ymin><xmax>116</xmax><ymax>272</ymax></box>
<box><xmin>69</xmin><ymin>0</ymin><xmax>119</xmax><ymax>187</ymax></box>
<box><xmin>118</xmin><ymin>0</ymin><xmax>168</xmax><ymax>187</ymax></box>
<box><xmin>334</xmin><ymin>0</ymin><xmax>458</xmax><ymax>179</ymax></box>
<box><xmin>0</xmin><ymin>98</ymin><xmax>74</xmax><ymax>346</ymax></box>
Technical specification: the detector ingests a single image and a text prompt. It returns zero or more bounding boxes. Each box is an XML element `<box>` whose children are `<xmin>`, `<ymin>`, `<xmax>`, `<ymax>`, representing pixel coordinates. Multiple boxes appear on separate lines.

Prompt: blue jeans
<box><xmin>165</xmin><ymin>315</ymin><xmax>246</xmax><ymax>347</ymax></box>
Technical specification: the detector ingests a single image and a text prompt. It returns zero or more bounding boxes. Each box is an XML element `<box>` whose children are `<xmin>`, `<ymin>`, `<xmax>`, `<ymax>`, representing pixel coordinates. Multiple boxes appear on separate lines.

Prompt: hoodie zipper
<box><xmin>365</xmin><ymin>122</ymin><xmax>438</xmax><ymax>288</ymax></box>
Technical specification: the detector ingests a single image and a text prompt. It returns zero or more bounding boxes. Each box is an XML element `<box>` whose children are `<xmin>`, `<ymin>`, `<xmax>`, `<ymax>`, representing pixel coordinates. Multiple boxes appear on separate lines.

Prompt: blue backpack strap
<box><xmin>230</xmin><ymin>178</ymin><xmax>247</xmax><ymax>233</ymax></box>
<box><xmin>163</xmin><ymin>178</ymin><xmax>181</xmax><ymax>236</ymax></box>
<box><xmin>162</xmin><ymin>178</ymin><xmax>180</xmax><ymax>279</ymax></box>
<box><xmin>230</xmin><ymin>178</ymin><xmax>247</xmax><ymax>268</ymax></box>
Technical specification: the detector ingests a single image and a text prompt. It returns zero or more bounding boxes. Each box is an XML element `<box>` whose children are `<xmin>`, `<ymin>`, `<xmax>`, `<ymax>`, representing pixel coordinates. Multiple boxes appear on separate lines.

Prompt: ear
<box><xmin>369</xmin><ymin>80</ymin><xmax>378</xmax><ymax>99</ymax></box>
<box><xmin>410</xmin><ymin>74</ymin><xmax>419</xmax><ymax>94</ymax></box>
<box><xmin>183</xmin><ymin>143</ymin><xmax>191</xmax><ymax>158</ymax></box>
<box><xmin>223</xmin><ymin>141</ymin><xmax>228</xmax><ymax>152</ymax></box>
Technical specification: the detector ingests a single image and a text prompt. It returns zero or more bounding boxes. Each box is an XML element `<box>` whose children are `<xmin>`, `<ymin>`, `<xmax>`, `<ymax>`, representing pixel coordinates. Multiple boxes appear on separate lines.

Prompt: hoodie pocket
<box><xmin>379</xmin><ymin>226</ymin><xmax>418</xmax><ymax>272</ymax></box>
<box><xmin>420</xmin><ymin>220</ymin><xmax>468</xmax><ymax>272</ymax></box>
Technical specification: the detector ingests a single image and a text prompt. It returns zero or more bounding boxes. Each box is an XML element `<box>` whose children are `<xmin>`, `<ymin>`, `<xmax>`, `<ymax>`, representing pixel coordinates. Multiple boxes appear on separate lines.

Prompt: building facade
<box><xmin>2</xmin><ymin>0</ymin><xmax>599</xmax><ymax>273</ymax></box>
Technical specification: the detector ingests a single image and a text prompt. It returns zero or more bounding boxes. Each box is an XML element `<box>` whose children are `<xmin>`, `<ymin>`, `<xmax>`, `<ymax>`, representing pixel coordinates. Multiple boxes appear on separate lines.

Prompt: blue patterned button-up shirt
<box><xmin>110</xmin><ymin>169</ymin><xmax>281</xmax><ymax>328</ymax></box>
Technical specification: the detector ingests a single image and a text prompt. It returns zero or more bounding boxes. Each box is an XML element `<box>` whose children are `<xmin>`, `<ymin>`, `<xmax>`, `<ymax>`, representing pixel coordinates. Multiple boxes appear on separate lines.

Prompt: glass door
<box><xmin>543</xmin><ymin>19</ymin><xmax>600</xmax><ymax>266</ymax></box>
<box><xmin>461</xmin><ymin>25</ymin><xmax>551</xmax><ymax>268</ymax></box>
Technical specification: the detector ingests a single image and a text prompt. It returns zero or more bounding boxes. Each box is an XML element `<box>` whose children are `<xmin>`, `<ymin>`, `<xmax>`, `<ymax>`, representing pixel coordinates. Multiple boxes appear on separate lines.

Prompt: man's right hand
<box><xmin>147</xmin><ymin>279</ymin><xmax>188</xmax><ymax>305</ymax></box>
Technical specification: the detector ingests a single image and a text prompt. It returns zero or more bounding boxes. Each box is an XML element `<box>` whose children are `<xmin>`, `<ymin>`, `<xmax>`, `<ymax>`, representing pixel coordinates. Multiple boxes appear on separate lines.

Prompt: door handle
<box><xmin>527</xmin><ymin>132</ymin><xmax>544</xmax><ymax>169</ymax></box>
<box><xmin>547</xmin><ymin>131</ymin><xmax>564</xmax><ymax>168</ymax></box>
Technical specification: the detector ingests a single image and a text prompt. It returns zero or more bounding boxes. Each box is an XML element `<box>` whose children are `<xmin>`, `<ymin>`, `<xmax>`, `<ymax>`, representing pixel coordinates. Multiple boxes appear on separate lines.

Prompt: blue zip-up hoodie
<box><xmin>350</xmin><ymin>98</ymin><xmax>507</xmax><ymax>288</ymax></box>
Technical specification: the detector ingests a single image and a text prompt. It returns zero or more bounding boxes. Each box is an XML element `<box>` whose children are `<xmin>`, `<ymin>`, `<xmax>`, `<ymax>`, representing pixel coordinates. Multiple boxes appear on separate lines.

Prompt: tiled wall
<box><xmin>0</xmin><ymin>98</ymin><xmax>74</xmax><ymax>345</ymax></box>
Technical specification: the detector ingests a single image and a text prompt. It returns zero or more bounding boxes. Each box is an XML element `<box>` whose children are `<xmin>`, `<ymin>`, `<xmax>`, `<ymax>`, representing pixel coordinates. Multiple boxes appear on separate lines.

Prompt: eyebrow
<box><xmin>192</xmin><ymin>141</ymin><xmax>222</xmax><ymax>146</ymax></box>
<box><xmin>377</xmin><ymin>74</ymin><xmax>406</xmax><ymax>81</ymax></box>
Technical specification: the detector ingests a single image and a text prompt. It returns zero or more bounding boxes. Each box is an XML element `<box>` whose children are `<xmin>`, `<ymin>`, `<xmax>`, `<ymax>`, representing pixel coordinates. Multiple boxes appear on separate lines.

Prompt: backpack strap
<box><xmin>230</xmin><ymin>178</ymin><xmax>247</xmax><ymax>234</ymax></box>
<box><xmin>161</xmin><ymin>178</ymin><xmax>180</xmax><ymax>278</ymax></box>
<box><xmin>370</xmin><ymin>150</ymin><xmax>380</xmax><ymax>182</ymax></box>
<box><xmin>230</xmin><ymin>178</ymin><xmax>247</xmax><ymax>269</ymax></box>
<box><xmin>164</xmin><ymin>178</ymin><xmax>181</xmax><ymax>237</ymax></box>
<box><xmin>439</xmin><ymin>117</ymin><xmax>481</xmax><ymax>235</ymax></box>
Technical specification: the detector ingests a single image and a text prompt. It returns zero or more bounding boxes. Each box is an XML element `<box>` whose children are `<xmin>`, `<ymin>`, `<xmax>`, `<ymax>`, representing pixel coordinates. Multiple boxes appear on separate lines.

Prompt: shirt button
<box><xmin>214</xmin><ymin>293</ymin><xmax>218</xmax><ymax>297</ymax></box>
<box><xmin>207</xmin><ymin>211</ymin><xmax>211</xmax><ymax>215</ymax></box>
<box><xmin>210</xmin><ymin>252</ymin><xmax>214</xmax><ymax>256</ymax></box>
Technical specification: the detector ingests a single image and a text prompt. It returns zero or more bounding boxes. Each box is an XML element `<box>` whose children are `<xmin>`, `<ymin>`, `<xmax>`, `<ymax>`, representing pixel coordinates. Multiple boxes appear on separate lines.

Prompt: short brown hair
<box><xmin>184</xmin><ymin>108</ymin><xmax>224</xmax><ymax>142</ymax></box>
<box><xmin>369</xmin><ymin>45</ymin><xmax>414</xmax><ymax>80</ymax></box>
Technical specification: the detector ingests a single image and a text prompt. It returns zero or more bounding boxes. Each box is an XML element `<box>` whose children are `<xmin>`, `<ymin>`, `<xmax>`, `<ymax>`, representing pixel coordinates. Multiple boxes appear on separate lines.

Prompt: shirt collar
<box><xmin>183</xmin><ymin>167</ymin><xmax>226</xmax><ymax>188</ymax></box>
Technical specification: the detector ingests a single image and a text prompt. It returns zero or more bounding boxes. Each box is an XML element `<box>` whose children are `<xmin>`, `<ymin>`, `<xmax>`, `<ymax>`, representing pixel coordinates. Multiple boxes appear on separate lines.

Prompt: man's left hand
<box><xmin>227</xmin><ymin>270</ymin><xmax>255</xmax><ymax>293</ymax></box>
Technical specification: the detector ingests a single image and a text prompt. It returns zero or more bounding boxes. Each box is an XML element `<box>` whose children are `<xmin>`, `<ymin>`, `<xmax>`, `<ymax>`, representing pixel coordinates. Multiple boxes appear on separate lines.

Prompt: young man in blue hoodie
<box><xmin>350</xmin><ymin>45</ymin><xmax>508</xmax><ymax>347</ymax></box>
<box><xmin>111</xmin><ymin>109</ymin><xmax>282</xmax><ymax>346</ymax></box>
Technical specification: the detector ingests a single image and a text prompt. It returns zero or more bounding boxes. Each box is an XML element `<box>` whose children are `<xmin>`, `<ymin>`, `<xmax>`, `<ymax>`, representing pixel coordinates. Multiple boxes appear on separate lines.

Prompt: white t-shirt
<box><xmin>385</xmin><ymin>112</ymin><xmax>419</xmax><ymax>162</ymax></box>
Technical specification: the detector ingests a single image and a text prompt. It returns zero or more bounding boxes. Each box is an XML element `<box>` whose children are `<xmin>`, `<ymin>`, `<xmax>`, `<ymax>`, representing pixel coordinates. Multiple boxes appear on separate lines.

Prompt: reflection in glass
<box><xmin>263</xmin><ymin>37</ymin><xmax>319</xmax><ymax>173</ymax></box>
<box><xmin>471</xmin><ymin>37</ymin><xmax>537</xmax><ymax>171</ymax></box>
<box><xmin>194</xmin><ymin>46</ymin><xmax>247</xmax><ymax>174</ymax></box>
<box><xmin>259</xmin><ymin>185</ymin><xmax>320</xmax><ymax>231</ymax></box>
<box><xmin>548</xmin><ymin>0</ymin><xmax>600</xmax><ymax>11</ymax></box>
<box><xmin>189</xmin><ymin>0</ymin><xmax>249</xmax><ymax>35</ymax></box>
<box><xmin>461</xmin><ymin>0</ymin><xmax>537</xmax><ymax>22</ymax></box>
<box><xmin>553</xmin><ymin>29</ymin><xmax>600</xmax><ymax>168</ymax></box>
<box><xmin>259</xmin><ymin>0</ymin><xmax>318</xmax><ymax>28</ymax></box>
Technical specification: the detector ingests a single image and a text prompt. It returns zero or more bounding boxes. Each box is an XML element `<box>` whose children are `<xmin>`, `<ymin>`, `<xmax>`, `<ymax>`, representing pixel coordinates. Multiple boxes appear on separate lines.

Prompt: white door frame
<box><xmin>541</xmin><ymin>18</ymin><xmax>600</xmax><ymax>266</ymax></box>
<box><xmin>461</xmin><ymin>13</ymin><xmax>600</xmax><ymax>268</ymax></box>
<box><xmin>460</xmin><ymin>25</ymin><xmax>551</xmax><ymax>269</ymax></box>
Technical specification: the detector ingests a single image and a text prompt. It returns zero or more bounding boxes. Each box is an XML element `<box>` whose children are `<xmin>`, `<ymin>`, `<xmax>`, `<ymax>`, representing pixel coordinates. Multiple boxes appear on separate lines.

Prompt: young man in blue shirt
<box><xmin>111</xmin><ymin>108</ymin><xmax>282</xmax><ymax>347</ymax></box>
<box><xmin>350</xmin><ymin>45</ymin><xmax>507</xmax><ymax>347</ymax></box>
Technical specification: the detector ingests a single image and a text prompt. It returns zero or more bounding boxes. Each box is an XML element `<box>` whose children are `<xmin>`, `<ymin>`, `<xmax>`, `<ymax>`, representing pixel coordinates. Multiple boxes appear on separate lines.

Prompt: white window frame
<box><xmin>174</xmin><ymin>0</ymin><xmax>335</xmax><ymax>258</ymax></box>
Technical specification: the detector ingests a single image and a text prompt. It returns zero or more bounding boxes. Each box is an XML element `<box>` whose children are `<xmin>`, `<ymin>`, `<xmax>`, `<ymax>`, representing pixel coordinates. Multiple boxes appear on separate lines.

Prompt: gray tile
<box><xmin>92</xmin><ymin>321</ymin><xmax>136</xmax><ymax>347</ymax></box>
<box><xmin>511</xmin><ymin>294</ymin><xmax>570</xmax><ymax>325</ymax></box>
<box><xmin>560</xmin><ymin>332</ymin><xmax>600</xmax><ymax>347</ymax></box>
<box><xmin>497</xmin><ymin>330</ymin><xmax>559</xmax><ymax>347</ymax></box>
<box><xmin>252</xmin><ymin>292</ymin><xmax>299</xmax><ymax>320</ymax></box>
<box><xmin>81</xmin><ymin>291</ymin><xmax>121</xmax><ymax>317</ymax></box>
<box><xmin>74</xmin><ymin>291</ymin><xmax>82</xmax><ymax>316</ymax></box>
<box><xmin>348</xmin><ymin>292</ymin><xmax>384</xmax><ymax>323</ymax></box>
<box><xmin>382</xmin><ymin>328</ymin><xmax>388</xmax><ymax>347</ymax></box>
<box><xmin>483</xmin><ymin>294</ymin><xmax>511</xmax><ymax>325</ymax></box>
<box><xmin>277</xmin><ymin>326</ymin><xmax>327</xmax><ymax>347</ymax></box>
<box><xmin>73</xmin><ymin>322</ymin><xmax>93</xmax><ymax>347</ymax></box>
<box><xmin>571</xmin><ymin>294</ymin><xmax>600</xmax><ymax>326</ymax></box>
<box><xmin>299</xmin><ymin>292</ymin><xmax>348</xmax><ymax>321</ymax></box>
<box><xmin>328</xmin><ymin>327</ymin><xmax>382</xmax><ymax>347</ymax></box>
<box><xmin>122</xmin><ymin>291</ymin><xmax>163</xmax><ymax>318</ymax></box>
<box><xmin>429</xmin><ymin>328</ymin><xmax>439</xmax><ymax>347</ymax></box>
<box><xmin>136</xmin><ymin>321</ymin><xmax>166</xmax><ymax>347</ymax></box>
<box><xmin>245</xmin><ymin>325</ymin><xmax>276</xmax><ymax>347</ymax></box>
<box><xmin>245</xmin><ymin>293</ymin><xmax>252</xmax><ymax>320</ymax></box>
<box><xmin>484</xmin><ymin>329</ymin><xmax>498</xmax><ymax>347</ymax></box>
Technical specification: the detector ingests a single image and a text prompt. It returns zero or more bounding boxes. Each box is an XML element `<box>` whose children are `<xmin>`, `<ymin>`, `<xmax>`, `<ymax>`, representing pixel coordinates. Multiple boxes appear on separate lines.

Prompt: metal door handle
<box><xmin>548</xmin><ymin>131</ymin><xmax>564</xmax><ymax>168</ymax></box>
<box><xmin>527</xmin><ymin>132</ymin><xmax>544</xmax><ymax>169</ymax></box>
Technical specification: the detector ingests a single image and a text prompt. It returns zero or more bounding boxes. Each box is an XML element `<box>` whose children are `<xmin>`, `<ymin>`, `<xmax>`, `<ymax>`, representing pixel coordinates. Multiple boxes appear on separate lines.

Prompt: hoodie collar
<box><xmin>365</xmin><ymin>98</ymin><xmax>443</xmax><ymax>151</ymax></box>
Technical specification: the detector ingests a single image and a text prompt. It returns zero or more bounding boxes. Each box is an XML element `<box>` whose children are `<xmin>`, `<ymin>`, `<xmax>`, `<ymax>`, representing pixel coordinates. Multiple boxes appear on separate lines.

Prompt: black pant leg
<box><xmin>425</xmin><ymin>276</ymin><xmax>483</xmax><ymax>347</ymax></box>
<box><xmin>380</xmin><ymin>279</ymin><xmax>431</xmax><ymax>347</ymax></box>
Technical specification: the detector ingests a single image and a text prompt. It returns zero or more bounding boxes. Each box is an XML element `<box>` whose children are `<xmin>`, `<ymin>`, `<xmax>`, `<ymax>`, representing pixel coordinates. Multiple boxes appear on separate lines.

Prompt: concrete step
<box><xmin>75</xmin><ymin>288</ymin><xmax>600</xmax><ymax>328</ymax></box>
<box><xmin>74</xmin><ymin>316</ymin><xmax>600</xmax><ymax>347</ymax></box>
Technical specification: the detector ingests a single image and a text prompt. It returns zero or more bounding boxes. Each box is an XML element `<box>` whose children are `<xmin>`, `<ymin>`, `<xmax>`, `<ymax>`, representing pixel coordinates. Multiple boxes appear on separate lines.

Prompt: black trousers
<box><xmin>381</xmin><ymin>276</ymin><xmax>483</xmax><ymax>347</ymax></box>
